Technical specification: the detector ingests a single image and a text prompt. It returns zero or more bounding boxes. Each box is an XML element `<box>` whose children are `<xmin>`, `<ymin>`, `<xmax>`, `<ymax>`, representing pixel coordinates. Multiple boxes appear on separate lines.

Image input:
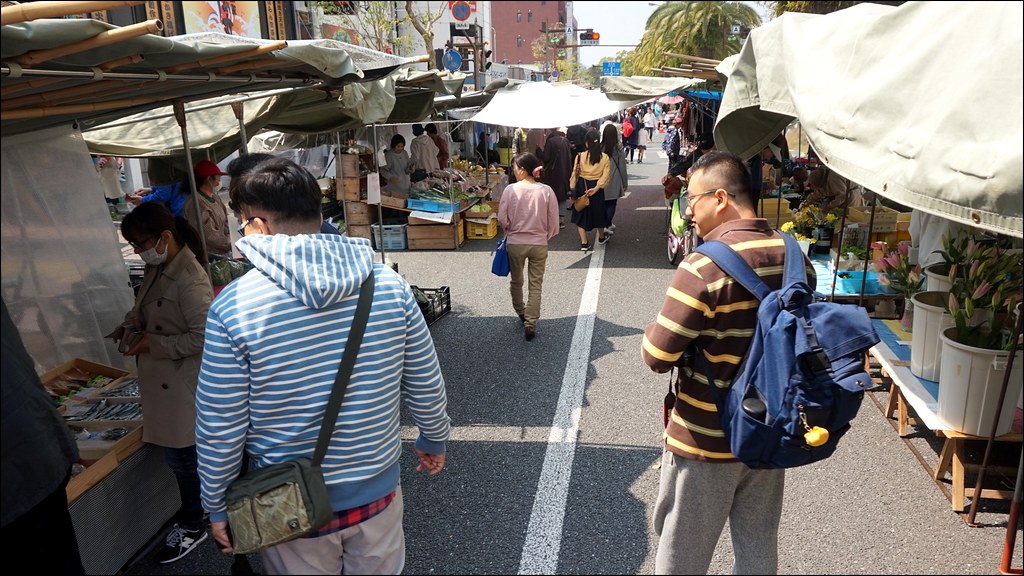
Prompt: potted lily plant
<box><xmin>935</xmin><ymin>237</ymin><xmax>1023</xmax><ymax>436</ymax></box>
<box><xmin>874</xmin><ymin>241</ymin><xmax>924</xmax><ymax>331</ymax></box>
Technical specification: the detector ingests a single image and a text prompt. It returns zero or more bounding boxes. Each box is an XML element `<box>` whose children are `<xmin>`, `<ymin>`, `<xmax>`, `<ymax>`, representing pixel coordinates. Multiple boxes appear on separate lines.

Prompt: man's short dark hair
<box><xmin>412</xmin><ymin>123</ymin><xmax>425</xmax><ymax>136</ymax></box>
<box><xmin>229</xmin><ymin>158</ymin><xmax>322</xmax><ymax>226</ymax></box>
<box><xmin>691</xmin><ymin>151</ymin><xmax>755</xmax><ymax>208</ymax></box>
<box><xmin>424</xmin><ymin>123</ymin><xmax>438</xmax><ymax>135</ymax></box>
<box><xmin>226</xmin><ymin>152</ymin><xmax>275</xmax><ymax>179</ymax></box>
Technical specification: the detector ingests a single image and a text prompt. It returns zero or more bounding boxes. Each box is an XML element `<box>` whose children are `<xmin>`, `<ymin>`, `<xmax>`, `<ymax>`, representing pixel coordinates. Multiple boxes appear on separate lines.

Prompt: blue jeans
<box><xmin>164</xmin><ymin>445</ymin><xmax>204</xmax><ymax>528</ymax></box>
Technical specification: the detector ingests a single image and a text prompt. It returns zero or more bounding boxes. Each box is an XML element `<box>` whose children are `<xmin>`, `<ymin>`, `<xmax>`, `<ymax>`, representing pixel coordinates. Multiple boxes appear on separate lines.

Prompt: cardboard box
<box><xmin>407</xmin><ymin>222</ymin><xmax>465</xmax><ymax>249</ymax></box>
<box><xmin>408</xmin><ymin>211</ymin><xmax>460</xmax><ymax>226</ymax></box>
<box><xmin>849</xmin><ymin>206</ymin><xmax>899</xmax><ymax>228</ymax></box>
<box><xmin>464</xmin><ymin>200</ymin><xmax>499</xmax><ymax>220</ymax></box>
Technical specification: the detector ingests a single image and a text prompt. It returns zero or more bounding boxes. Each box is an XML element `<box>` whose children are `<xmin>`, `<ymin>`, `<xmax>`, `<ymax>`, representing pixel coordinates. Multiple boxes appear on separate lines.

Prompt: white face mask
<box><xmin>139</xmin><ymin>237</ymin><xmax>167</xmax><ymax>266</ymax></box>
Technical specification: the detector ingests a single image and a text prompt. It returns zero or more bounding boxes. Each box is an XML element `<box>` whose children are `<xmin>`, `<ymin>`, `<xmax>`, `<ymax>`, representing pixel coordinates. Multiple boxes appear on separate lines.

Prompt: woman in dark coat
<box><xmin>539</xmin><ymin>127</ymin><xmax>573</xmax><ymax>227</ymax></box>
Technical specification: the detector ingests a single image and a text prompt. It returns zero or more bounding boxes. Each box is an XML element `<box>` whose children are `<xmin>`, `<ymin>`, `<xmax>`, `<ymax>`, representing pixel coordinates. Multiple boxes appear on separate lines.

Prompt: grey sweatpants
<box><xmin>653</xmin><ymin>451</ymin><xmax>785</xmax><ymax>575</ymax></box>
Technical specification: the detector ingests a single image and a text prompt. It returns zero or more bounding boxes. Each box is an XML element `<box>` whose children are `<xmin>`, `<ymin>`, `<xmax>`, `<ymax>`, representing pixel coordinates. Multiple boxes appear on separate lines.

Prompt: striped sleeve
<box><xmin>399</xmin><ymin>286</ymin><xmax>451</xmax><ymax>454</ymax></box>
<box><xmin>196</xmin><ymin>304</ymin><xmax>251</xmax><ymax>522</ymax></box>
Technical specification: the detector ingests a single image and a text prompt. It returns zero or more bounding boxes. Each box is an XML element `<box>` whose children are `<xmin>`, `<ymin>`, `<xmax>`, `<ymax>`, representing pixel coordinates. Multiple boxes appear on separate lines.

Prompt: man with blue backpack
<box><xmin>641</xmin><ymin>151</ymin><xmax>878</xmax><ymax>574</ymax></box>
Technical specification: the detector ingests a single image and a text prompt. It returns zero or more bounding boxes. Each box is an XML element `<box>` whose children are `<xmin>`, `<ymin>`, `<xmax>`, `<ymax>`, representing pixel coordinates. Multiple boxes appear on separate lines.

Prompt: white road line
<box><xmin>518</xmin><ymin>241</ymin><xmax>606</xmax><ymax>575</ymax></box>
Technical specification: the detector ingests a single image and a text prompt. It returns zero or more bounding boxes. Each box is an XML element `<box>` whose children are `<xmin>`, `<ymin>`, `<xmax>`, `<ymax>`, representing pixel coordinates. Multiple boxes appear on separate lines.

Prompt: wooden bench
<box><xmin>932</xmin><ymin>429</ymin><xmax>1023</xmax><ymax>513</ymax></box>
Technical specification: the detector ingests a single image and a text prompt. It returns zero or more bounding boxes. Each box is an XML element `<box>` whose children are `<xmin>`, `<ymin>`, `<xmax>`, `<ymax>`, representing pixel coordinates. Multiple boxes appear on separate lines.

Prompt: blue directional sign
<box><xmin>602</xmin><ymin>61</ymin><xmax>621</xmax><ymax>77</ymax></box>
<box><xmin>442</xmin><ymin>49</ymin><xmax>463</xmax><ymax>73</ymax></box>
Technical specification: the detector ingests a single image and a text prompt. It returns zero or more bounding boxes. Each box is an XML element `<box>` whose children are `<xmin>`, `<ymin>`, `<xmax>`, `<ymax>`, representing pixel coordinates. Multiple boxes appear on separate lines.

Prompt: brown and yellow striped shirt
<box><xmin>642</xmin><ymin>218</ymin><xmax>815</xmax><ymax>462</ymax></box>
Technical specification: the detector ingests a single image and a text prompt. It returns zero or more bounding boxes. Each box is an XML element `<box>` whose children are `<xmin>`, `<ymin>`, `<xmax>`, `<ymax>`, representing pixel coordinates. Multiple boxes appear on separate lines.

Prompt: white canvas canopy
<box><xmin>713</xmin><ymin>1</ymin><xmax>1023</xmax><ymax>237</ymax></box>
<box><xmin>469</xmin><ymin>77</ymin><xmax>702</xmax><ymax>129</ymax></box>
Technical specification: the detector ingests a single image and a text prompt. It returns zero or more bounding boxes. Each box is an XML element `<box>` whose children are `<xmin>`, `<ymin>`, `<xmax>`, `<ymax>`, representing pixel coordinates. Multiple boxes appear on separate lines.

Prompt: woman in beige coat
<box><xmin>112</xmin><ymin>202</ymin><xmax>214</xmax><ymax>564</ymax></box>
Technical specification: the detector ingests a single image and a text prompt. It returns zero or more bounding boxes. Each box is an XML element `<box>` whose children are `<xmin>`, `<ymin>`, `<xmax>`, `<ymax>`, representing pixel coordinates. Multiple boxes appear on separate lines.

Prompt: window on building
<box><xmin>517</xmin><ymin>36</ymin><xmax>523</xmax><ymax>48</ymax></box>
<box><xmin>517</xmin><ymin>11</ymin><xmax>522</xmax><ymax>23</ymax></box>
<box><xmin>528</xmin><ymin>11</ymin><xmax>533</xmax><ymax>23</ymax></box>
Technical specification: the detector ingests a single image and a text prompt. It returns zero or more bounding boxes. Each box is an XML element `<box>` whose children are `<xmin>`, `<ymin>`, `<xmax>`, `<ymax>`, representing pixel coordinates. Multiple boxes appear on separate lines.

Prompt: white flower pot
<box><xmin>910</xmin><ymin>291</ymin><xmax>951</xmax><ymax>381</ymax></box>
<box><xmin>937</xmin><ymin>327</ymin><xmax>1023</xmax><ymax>436</ymax></box>
<box><xmin>797</xmin><ymin>239</ymin><xmax>810</xmax><ymax>255</ymax></box>
<box><xmin>924</xmin><ymin>264</ymin><xmax>951</xmax><ymax>293</ymax></box>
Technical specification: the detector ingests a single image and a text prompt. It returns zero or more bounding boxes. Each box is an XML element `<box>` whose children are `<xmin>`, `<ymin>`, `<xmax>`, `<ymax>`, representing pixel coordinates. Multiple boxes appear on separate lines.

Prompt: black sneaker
<box><xmin>155</xmin><ymin>524</ymin><xmax>208</xmax><ymax>564</ymax></box>
<box><xmin>598</xmin><ymin>235</ymin><xmax>610</xmax><ymax>245</ymax></box>
<box><xmin>580</xmin><ymin>242</ymin><xmax>591</xmax><ymax>251</ymax></box>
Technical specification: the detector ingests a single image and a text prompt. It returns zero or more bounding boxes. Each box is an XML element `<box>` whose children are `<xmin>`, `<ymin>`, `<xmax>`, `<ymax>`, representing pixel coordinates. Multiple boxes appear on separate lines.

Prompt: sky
<box><xmin>572</xmin><ymin>1</ymin><xmax>771</xmax><ymax>67</ymax></box>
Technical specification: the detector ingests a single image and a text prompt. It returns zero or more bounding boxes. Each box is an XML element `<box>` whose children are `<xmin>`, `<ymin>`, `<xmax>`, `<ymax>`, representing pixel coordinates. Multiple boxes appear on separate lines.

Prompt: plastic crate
<box><xmin>465</xmin><ymin>218</ymin><xmax>498</xmax><ymax>240</ymax></box>
<box><xmin>370</xmin><ymin>224</ymin><xmax>407</xmax><ymax>250</ymax></box>
<box><xmin>411</xmin><ymin>286</ymin><xmax>451</xmax><ymax>325</ymax></box>
<box><xmin>406</xmin><ymin>198</ymin><xmax>461</xmax><ymax>213</ymax></box>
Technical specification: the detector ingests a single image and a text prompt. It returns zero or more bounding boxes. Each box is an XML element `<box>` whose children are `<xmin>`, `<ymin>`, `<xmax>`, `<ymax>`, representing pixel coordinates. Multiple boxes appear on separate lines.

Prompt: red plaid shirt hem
<box><xmin>303</xmin><ymin>491</ymin><xmax>396</xmax><ymax>538</ymax></box>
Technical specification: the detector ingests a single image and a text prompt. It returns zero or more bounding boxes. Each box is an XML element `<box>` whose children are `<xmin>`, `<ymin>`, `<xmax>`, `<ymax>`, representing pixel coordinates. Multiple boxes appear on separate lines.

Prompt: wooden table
<box><xmin>870</xmin><ymin>319</ymin><xmax>1022</xmax><ymax>513</ymax></box>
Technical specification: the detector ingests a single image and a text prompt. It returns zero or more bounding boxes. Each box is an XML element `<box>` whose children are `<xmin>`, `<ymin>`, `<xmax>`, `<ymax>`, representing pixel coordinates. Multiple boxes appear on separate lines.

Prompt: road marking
<box><xmin>518</xmin><ymin>241</ymin><xmax>605</xmax><ymax>575</ymax></box>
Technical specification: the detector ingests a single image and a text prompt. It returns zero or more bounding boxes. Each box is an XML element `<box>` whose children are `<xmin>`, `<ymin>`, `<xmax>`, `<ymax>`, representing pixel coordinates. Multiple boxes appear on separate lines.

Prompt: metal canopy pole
<box><xmin>371</xmin><ymin>125</ymin><xmax>386</xmax><ymax>265</ymax></box>
<box><xmin>173</xmin><ymin>100</ymin><xmax>210</xmax><ymax>278</ymax></box>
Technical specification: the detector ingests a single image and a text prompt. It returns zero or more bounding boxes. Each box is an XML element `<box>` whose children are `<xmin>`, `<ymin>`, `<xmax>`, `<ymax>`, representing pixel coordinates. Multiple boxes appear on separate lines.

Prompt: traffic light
<box><xmin>579</xmin><ymin>31</ymin><xmax>600</xmax><ymax>42</ymax></box>
<box><xmin>481</xmin><ymin>48</ymin><xmax>492</xmax><ymax>72</ymax></box>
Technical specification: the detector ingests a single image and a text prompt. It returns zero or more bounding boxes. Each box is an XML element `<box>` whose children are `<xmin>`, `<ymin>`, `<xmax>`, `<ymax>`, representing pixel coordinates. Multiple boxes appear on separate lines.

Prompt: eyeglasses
<box><xmin>128</xmin><ymin>237</ymin><xmax>156</xmax><ymax>251</ymax></box>
<box><xmin>683</xmin><ymin>188</ymin><xmax>736</xmax><ymax>207</ymax></box>
<box><xmin>237</xmin><ymin>216</ymin><xmax>260</xmax><ymax>237</ymax></box>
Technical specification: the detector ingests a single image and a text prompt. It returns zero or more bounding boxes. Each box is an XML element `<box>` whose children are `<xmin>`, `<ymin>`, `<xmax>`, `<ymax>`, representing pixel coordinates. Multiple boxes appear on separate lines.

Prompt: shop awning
<box><xmin>713</xmin><ymin>1</ymin><xmax>1023</xmax><ymax>237</ymax></box>
<box><xmin>1</xmin><ymin>17</ymin><xmax>413</xmax><ymax>137</ymax></box>
<box><xmin>469</xmin><ymin>78</ymin><xmax>700</xmax><ymax>129</ymax></box>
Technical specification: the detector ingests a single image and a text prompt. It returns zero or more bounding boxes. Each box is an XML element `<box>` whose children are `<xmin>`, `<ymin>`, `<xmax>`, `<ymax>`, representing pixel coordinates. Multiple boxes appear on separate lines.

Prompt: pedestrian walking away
<box><xmin>600</xmin><ymin>123</ymin><xmax>628</xmax><ymax>238</ymax></box>
<box><xmin>196</xmin><ymin>158</ymin><xmax>450</xmax><ymax>575</ymax></box>
<box><xmin>538</xmin><ymin>127</ymin><xmax>573</xmax><ymax>229</ymax></box>
<box><xmin>498</xmin><ymin>153</ymin><xmax>560</xmax><ymax>341</ymax></box>
<box><xmin>569</xmin><ymin>128</ymin><xmax>611</xmax><ymax>250</ymax></box>
<box><xmin>642</xmin><ymin>152</ymin><xmax>805</xmax><ymax>575</ymax></box>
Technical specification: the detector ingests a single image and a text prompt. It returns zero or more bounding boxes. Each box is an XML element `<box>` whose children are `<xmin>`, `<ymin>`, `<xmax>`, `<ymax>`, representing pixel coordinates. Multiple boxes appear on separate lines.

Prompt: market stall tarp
<box><xmin>599</xmin><ymin>76</ymin><xmax>703</xmax><ymax>102</ymax></box>
<box><xmin>1</xmin><ymin>20</ymin><xmax>409</xmax><ymax>137</ymax></box>
<box><xmin>713</xmin><ymin>1</ymin><xmax>1023</xmax><ymax>237</ymax></box>
<box><xmin>469</xmin><ymin>81</ymin><xmax>667</xmax><ymax>129</ymax></box>
<box><xmin>82</xmin><ymin>69</ymin><xmax>464</xmax><ymax>159</ymax></box>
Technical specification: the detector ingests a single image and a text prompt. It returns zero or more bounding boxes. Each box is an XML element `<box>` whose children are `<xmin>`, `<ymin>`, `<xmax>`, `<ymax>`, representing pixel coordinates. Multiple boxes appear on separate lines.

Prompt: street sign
<box><xmin>550</xmin><ymin>69</ymin><xmax>559</xmax><ymax>80</ymax></box>
<box><xmin>580</xmin><ymin>39</ymin><xmax>599</xmax><ymax>46</ymax></box>
<box><xmin>451</xmin><ymin>1</ymin><xmax>471</xmax><ymax>22</ymax></box>
<box><xmin>442</xmin><ymin>49</ymin><xmax>463</xmax><ymax>73</ymax></box>
<box><xmin>601</xmin><ymin>61</ymin><xmax>621</xmax><ymax>77</ymax></box>
<box><xmin>454</xmin><ymin>22</ymin><xmax>470</xmax><ymax>30</ymax></box>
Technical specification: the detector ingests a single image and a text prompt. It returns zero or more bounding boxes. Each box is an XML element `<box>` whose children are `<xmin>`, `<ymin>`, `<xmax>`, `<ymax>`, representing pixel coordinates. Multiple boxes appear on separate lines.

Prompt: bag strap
<box><xmin>694</xmin><ymin>235</ymin><xmax>807</xmax><ymax>302</ymax></box>
<box><xmin>312</xmin><ymin>271</ymin><xmax>375</xmax><ymax>466</ymax></box>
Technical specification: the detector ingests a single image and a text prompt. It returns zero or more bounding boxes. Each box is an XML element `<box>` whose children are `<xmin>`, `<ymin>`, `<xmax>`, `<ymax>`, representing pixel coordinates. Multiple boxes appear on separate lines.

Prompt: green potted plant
<box><xmin>936</xmin><ymin>238</ymin><xmax>1023</xmax><ymax>435</ymax></box>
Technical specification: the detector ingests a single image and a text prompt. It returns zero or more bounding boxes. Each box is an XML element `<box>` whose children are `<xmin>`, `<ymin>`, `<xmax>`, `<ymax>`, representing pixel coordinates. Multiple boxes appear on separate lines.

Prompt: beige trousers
<box><xmin>260</xmin><ymin>487</ymin><xmax>405</xmax><ymax>575</ymax></box>
<box><xmin>507</xmin><ymin>243</ymin><xmax>549</xmax><ymax>329</ymax></box>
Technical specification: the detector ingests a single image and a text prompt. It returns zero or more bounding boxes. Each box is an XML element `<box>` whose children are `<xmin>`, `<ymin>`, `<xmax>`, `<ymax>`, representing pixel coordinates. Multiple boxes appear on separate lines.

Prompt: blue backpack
<box><xmin>693</xmin><ymin>235</ymin><xmax>880</xmax><ymax>469</ymax></box>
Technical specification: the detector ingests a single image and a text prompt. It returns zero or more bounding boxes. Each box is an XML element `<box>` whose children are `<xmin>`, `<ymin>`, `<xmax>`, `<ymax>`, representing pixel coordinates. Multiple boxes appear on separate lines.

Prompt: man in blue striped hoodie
<box><xmin>195</xmin><ymin>158</ymin><xmax>450</xmax><ymax>574</ymax></box>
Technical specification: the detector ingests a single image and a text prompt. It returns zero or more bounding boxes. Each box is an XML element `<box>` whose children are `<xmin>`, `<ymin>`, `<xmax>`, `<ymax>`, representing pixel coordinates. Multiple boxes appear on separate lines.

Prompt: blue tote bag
<box><xmin>491</xmin><ymin>235</ymin><xmax>510</xmax><ymax>277</ymax></box>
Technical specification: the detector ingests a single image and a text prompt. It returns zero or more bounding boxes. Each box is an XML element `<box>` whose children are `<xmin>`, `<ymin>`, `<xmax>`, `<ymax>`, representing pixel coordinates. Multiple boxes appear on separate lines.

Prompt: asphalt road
<box><xmin>123</xmin><ymin>144</ymin><xmax>1020</xmax><ymax>575</ymax></box>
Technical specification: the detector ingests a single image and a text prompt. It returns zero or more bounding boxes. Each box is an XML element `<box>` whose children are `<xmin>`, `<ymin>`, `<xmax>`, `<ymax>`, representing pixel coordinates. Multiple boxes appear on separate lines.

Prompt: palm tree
<box><xmin>630</xmin><ymin>1</ymin><xmax>761</xmax><ymax>75</ymax></box>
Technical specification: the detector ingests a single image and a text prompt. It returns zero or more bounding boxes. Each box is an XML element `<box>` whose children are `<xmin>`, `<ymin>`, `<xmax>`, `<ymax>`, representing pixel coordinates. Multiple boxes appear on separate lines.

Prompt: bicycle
<box><xmin>666</xmin><ymin>194</ymin><xmax>698</xmax><ymax>265</ymax></box>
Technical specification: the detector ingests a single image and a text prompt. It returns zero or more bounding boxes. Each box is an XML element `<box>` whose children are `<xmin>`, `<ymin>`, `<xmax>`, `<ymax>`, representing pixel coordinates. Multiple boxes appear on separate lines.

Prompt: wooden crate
<box><xmin>346</xmin><ymin>224</ymin><xmax>373</xmax><ymax>241</ymax></box>
<box><xmin>339</xmin><ymin>176</ymin><xmax>365</xmax><ymax>202</ymax></box>
<box><xmin>379</xmin><ymin>193</ymin><xmax>407</xmax><ymax>210</ymax></box>
<box><xmin>340</xmin><ymin>154</ymin><xmax>359</xmax><ymax>177</ymax></box>
<box><xmin>407</xmin><ymin>222</ymin><xmax>465</xmax><ymax>250</ymax></box>
<box><xmin>66</xmin><ymin>425</ymin><xmax>144</xmax><ymax>504</ymax></box>
<box><xmin>40</xmin><ymin>358</ymin><xmax>131</xmax><ymax>406</ymax></box>
<box><xmin>345</xmin><ymin>201</ymin><xmax>378</xmax><ymax>225</ymax></box>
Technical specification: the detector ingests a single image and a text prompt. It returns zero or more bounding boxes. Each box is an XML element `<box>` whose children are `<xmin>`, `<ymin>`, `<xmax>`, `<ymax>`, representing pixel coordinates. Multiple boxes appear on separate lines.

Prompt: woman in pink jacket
<box><xmin>498</xmin><ymin>152</ymin><xmax>560</xmax><ymax>341</ymax></box>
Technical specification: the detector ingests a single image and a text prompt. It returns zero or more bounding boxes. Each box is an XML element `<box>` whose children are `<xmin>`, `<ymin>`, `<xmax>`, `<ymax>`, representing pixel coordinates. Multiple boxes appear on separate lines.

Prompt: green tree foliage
<box><xmin>763</xmin><ymin>1</ymin><xmax>906</xmax><ymax>18</ymax></box>
<box><xmin>631</xmin><ymin>1</ymin><xmax>761</xmax><ymax>74</ymax></box>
